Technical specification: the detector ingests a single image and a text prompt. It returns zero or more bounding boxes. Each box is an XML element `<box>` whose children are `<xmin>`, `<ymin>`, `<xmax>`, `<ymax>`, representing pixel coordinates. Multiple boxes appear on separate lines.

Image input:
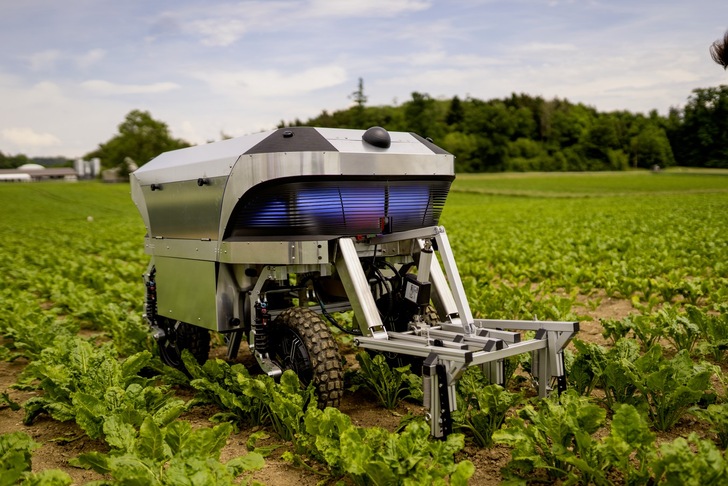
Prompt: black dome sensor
<box><xmin>362</xmin><ymin>126</ymin><xmax>391</xmax><ymax>149</ymax></box>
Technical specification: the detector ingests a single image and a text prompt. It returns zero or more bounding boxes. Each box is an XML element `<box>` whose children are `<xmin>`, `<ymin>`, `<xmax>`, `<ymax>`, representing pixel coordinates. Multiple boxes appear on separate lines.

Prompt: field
<box><xmin>1</xmin><ymin>170</ymin><xmax>727</xmax><ymax>484</ymax></box>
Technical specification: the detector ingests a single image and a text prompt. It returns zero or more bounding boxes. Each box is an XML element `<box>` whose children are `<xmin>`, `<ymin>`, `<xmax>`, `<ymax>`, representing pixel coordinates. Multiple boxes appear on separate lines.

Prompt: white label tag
<box><xmin>405</xmin><ymin>281</ymin><xmax>419</xmax><ymax>303</ymax></box>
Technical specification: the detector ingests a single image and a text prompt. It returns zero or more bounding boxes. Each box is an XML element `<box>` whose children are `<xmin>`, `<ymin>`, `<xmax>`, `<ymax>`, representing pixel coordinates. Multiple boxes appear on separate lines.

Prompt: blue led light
<box><xmin>229</xmin><ymin>179</ymin><xmax>450</xmax><ymax>237</ymax></box>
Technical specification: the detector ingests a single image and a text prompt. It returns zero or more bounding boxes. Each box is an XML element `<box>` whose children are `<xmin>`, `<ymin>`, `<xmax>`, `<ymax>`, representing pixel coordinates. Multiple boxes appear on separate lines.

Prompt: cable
<box><xmin>311</xmin><ymin>277</ymin><xmax>363</xmax><ymax>336</ymax></box>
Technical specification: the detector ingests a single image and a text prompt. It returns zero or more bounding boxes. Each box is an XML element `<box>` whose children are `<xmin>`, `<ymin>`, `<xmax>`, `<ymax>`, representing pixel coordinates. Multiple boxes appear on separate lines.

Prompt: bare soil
<box><xmin>0</xmin><ymin>296</ymin><xmax>661</xmax><ymax>485</ymax></box>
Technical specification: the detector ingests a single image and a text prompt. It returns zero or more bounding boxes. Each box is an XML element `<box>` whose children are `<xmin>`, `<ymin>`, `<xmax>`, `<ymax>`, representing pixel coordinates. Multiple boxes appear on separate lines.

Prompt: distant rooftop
<box><xmin>0</xmin><ymin>167</ymin><xmax>78</xmax><ymax>181</ymax></box>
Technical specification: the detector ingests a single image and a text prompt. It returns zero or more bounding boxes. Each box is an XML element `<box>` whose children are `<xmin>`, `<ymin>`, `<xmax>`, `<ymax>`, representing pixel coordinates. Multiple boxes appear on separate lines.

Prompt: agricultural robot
<box><xmin>130</xmin><ymin>126</ymin><xmax>578</xmax><ymax>437</ymax></box>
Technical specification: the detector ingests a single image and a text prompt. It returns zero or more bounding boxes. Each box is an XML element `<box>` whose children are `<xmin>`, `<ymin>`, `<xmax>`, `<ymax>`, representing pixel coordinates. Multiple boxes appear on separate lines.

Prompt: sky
<box><xmin>1</xmin><ymin>0</ymin><xmax>727</xmax><ymax>159</ymax></box>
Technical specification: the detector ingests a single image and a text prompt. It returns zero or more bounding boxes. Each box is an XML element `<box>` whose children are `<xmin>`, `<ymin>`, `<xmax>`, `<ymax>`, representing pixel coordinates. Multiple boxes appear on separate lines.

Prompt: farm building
<box><xmin>0</xmin><ymin>164</ymin><xmax>78</xmax><ymax>182</ymax></box>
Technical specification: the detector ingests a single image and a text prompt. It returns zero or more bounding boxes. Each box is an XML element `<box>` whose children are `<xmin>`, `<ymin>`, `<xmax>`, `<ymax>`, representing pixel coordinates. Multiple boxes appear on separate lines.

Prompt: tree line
<box><xmin>282</xmin><ymin>85</ymin><xmax>728</xmax><ymax>172</ymax></box>
<box><xmin>2</xmin><ymin>85</ymin><xmax>727</xmax><ymax>173</ymax></box>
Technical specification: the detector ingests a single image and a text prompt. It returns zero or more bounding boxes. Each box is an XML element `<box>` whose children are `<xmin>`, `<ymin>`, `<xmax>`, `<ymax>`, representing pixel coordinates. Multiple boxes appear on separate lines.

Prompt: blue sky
<box><xmin>1</xmin><ymin>0</ymin><xmax>726</xmax><ymax>158</ymax></box>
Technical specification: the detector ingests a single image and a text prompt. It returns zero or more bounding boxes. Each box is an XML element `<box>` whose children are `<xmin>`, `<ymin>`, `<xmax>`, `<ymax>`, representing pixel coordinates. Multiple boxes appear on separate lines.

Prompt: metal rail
<box><xmin>341</xmin><ymin>229</ymin><xmax>578</xmax><ymax>437</ymax></box>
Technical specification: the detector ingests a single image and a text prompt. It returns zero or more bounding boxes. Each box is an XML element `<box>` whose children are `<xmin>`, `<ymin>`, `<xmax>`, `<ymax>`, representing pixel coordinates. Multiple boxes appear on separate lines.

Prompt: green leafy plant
<box><xmin>623</xmin><ymin>345</ymin><xmax>714</xmax><ymax>431</ymax></box>
<box><xmin>0</xmin><ymin>432</ymin><xmax>72</xmax><ymax>486</ymax></box>
<box><xmin>600</xmin><ymin>316</ymin><xmax>632</xmax><ymax>344</ymax></box>
<box><xmin>72</xmin><ymin>418</ymin><xmax>264</xmax><ymax>485</ymax></box>
<box><xmin>453</xmin><ymin>367</ymin><xmax>522</xmax><ymax>447</ymax></box>
<box><xmin>494</xmin><ymin>390</ymin><xmax>607</xmax><ymax>484</ymax></box>
<box><xmin>237</xmin><ymin>369</ymin><xmax>314</xmax><ymax>442</ymax></box>
<box><xmin>349</xmin><ymin>351</ymin><xmax>422</xmax><ymax>409</ymax></box>
<box><xmin>183</xmin><ymin>353</ymin><xmax>269</xmax><ymax>427</ymax></box>
<box><xmin>566</xmin><ymin>339</ymin><xmax>607</xmax><ymax>396</ymax></box>
<box><xmin>21</xmin><ymin>337</ymin><xmax>150</xmax><ymax>424</ymax></box>
<box><xmin>297</xmin><ymin>407</ymin><xmax>474</xmax><ymax>485</ymax></box>
<box><xmin>600</xmin><ymin>338</ymin><xmax>643</xmax><ymax>409</ymax></box>
<box><xmin>1</xmin><ymin>431</ymin><xmax>38</xmax><ymax>486</ymax></box>
<box><xmin>691</xmin><ymin>403</ymin><xmax>728</xmax><ymax>448</ymax></box>
<box><xmin>0</xmin><ymin>391</ymin><xmax>20</xmax><ymax>411</ymax></box>
<box><xmin>652</xmin><ymin>433</ymin><xmax>728</xmax><ymax>485</ymax></box>
<box><xmin>692</xmin><ymin>304</ymin><xmax>728</xmax><ymax>363</ymax></box>
<box><xmin>659</xmin><ymin>305</ymin><xmax>702</xmax><ymax>354</ymax></box>
<box><xmin>599</xmin><ymin>404</ymin><xmax>656</xmax><ymax>486</ymax></box>
<box><xmin>0</xmin><ymin>307</ymin><xmax>78</xmax><ymax>362</ymax></box>
<box><xmin>20</xmin><ymin>336</ymin><xmax>185</xmax><ymax>452</ymax></box>
<box><xmin>625</xmin><ymin>314</ymin><xmax>663</xmax><ymax>351</ymax></box>
<box><xmin>184</xmin><ymin>352</ymin><xmax>313</xmax><ymax>441</ymax></box>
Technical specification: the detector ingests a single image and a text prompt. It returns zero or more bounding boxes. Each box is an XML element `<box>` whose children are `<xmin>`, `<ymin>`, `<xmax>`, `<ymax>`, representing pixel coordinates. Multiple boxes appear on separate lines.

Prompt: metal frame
<box><xmin>339</xmin><ymin>226</ymin><xmax>578</xmax><ymax>438</ymax></box>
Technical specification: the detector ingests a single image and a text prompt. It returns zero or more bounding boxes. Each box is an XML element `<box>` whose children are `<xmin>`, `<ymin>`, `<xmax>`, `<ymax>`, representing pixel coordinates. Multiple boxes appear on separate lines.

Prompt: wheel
<box><xmin>269</xmin><ymin>307</ymin><xmax>344</xmax><ymax>408</ymax></box>
<box><xmin>156</xmin><ymin>317</ymin><xmax>211</xmax><ymax>372</ymax></box>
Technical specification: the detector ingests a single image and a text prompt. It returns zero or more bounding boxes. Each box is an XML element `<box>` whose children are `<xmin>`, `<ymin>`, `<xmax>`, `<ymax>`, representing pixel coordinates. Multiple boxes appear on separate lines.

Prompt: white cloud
<box><xmin>166</xmin><ymin>2</ymin><xmax>289</xmax><ymax>47</ymax></box>
<box><xmin>2</xmin><ymin>127</ymin><xmax>60</xmax><ymax>148</ymax></box>
<box><xmin>160</xmin><ymin>0</ymin><xmax>433</xmax><ymax>47</ymax></box>
<box><xmin>26</xmin><ymin>48</ymin><xmax>106</xmax><ymax>71</ymax></box>
<box><xmin>29</xmin><ymin>80</ymin><xmax>64</xmax><ymax>99</ymax></box>
<box><xmin>28</xmin><ymin>49</ymin><xmax>62</xmax><ymax>70</ymax></box>
<box><xmin>516</xmin><ymin>42</ymin><xmax>578</xmax><ymax>53</ymax></box>
<box><xmin>187</xmin><ymin>18</ymin><xmax>248</xmax><ymax>47</ymax></box>
<box><xmin>80</xmin><ymin>80</ymin><xmax>181</xmax><ymax>95</ymax></box>
<box><xmin>193</xmin><ymin>65</ymin><xmax>347</xmax><ymax>98</ymax></box>
<box><xmin>75</xmin><ymin>48</ymin><xmax>106</xmax><ymax>68</ymax></box>
<box><xmin>307</xmin><ymin>0</ymin><xmax>431</xmax><ymax>17</ymax></box>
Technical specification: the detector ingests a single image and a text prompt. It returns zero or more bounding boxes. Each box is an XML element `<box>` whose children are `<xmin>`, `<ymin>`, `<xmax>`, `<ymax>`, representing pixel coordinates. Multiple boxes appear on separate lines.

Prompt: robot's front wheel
<box><xmin>269</xmin><ymin>307</ymin><xmax>344</xmax><ymax>408</ymax></box>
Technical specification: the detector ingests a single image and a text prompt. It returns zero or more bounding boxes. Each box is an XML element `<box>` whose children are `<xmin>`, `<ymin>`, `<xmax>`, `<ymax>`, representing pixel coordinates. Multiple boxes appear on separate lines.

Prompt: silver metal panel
<box><xmin>348</xmin><ymin>240</ymin><xmax>413</xmax><ymax>259</ymax></box>
<box><xmin>130</xmin><ymin>178</ymin><xmax>151</xmax><ymax>235</ymax></box>
<box><xmin>218</xmin><ymin>240</ymin><xmax>328</xmax><ymax>265</ymax></box>
<box><xmin>475</xmin><ymin>319</ymin><xmax>579</xmax><ymax>333</ymax></box>
<box><xmin>427</xmin><ymin>249</ymin><xmax>459</xmax><ymax>319</ymax></box>
<box><xmin>369</xmin><ymin>226</ymin><xmax>442</xmax><ymax>244</ymax></box>
<box><xmin>143</xmin><ymin>237</ymin><xmax>218</xmax><ymax>261</ymax></box>
<box><xmin>132</xmin><ymin>130</ymin><xmax>273</xmax><ymax>185</ymax></box>
<box><xmin>355</xmin><ymin>335</ymin><xmax>471</xmax><ymax>360</ymax></box>
<box><xmin>434</xmin><ymin>229</ymin><xmax>475</xmax><ymax>335</ymax></box>
<box><xmin>315</xmin><ymin>128</ymin><xmax>439</xmax><ymax>155</ymax></box>
<box><xmin>335</xmin><ymin>237</ymin><xmax>388</xmax><ymax>338</ymax></box>
<box><xmin>216</xmin><ymin>263</ymin><xmax>240</xmax><ymax>332</ymax></box>
<box><xmin>468</xmin><ymin>340</ymin><xmax>547</xmax><ymax>365</ymax></box>
<box><xmin>338</xmin><ymin>152</ymin><xmax>453</xmax><ymax>176</ymax></box>
<box><xmin>155</xmin><ymin>256</ymin><xmax>218</xmax><ymax>330</ymax></box>
<box><xmin>142</xmin><ymin>176</ymin><xmax>227</xmax><ymax>239</ymax></box>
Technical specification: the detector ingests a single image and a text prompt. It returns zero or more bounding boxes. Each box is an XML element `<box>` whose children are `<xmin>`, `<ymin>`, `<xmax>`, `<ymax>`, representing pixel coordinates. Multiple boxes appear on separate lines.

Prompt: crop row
<box><xmin>1</xmin><ymin>176</ymin><xmax>727</xmax><ymax>484</ymax></box>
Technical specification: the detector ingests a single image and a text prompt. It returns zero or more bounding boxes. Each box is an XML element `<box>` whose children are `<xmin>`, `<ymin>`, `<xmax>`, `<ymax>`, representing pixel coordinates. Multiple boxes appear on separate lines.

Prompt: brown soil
<box><xmin>0</xmin><ymin>296</ymin><xmax>654</xmax><ymax>486</ymax></box>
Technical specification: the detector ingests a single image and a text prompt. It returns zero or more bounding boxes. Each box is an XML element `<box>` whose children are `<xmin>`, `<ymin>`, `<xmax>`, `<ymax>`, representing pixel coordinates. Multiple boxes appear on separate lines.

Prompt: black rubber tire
<box><xmin>156</xmin><ymin>318</ymin><xmax>211</xmax><ymax>372</ymax></box>
<box><xmin>269</xmin><ymin>307</ymin><xmax>344</xmax><ymax>408</ymax></box>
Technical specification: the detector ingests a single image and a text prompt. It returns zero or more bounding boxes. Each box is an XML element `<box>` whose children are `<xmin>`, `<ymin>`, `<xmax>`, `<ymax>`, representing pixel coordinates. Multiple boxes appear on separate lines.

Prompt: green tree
<box><xmin>84</xmin><ymin>110</ymin><xmax>190</xmax><ymax>174</ymax></box>
<box><xmin>0</xmin><ymin>151</ymin><xmax>12</xmax><ymax>169</ymax></box>
<box><xmin>0</xmin><ymin>152</ymin><xmax>31</xmax><ymax>169</ymax></box>
<box><xmin>441</xmin><ymin>131</ymin><xmax>479</xmax><ymax>172</ymax></box>
<box><xmin>446</xmin><ymin>96</ymin><xmax>464</xmax><ymax>128</ymax></box>
<box><xmin>280</xmin><ymin>87</ymin><xmax>727</xmax><ymax>172</ymax></box>
<box><xmin>630</xmin><ymin>124</ymin><xmax>675</xmax><ymax>168</ymax></box>
<box><xmin>505</xmin><ymin>137</ymin><xmax>549</xmax><ymax>171</ymax></box>
<box><xmin>349</xmin><ymin>77</ymin><xmax>368</xmax><ymax>109</ymax></box>
<box><xmin>348</xmin><ymin>78</ymin><xmax>368</xmax><ymax>128</ymax></box>
<box><xmin>669</xmin><ymin>86</ymin><xmax>728</xmax><ymax>168</ymax></box>
<box><xmin>404</xmin><ymin>92</ymin><xmax>443</xmax><ymax>140</ymax></box>
<box><xmin>580</xmin><ymin>116</ymin><xmax>621</xmax><ymax>170</ymax></box>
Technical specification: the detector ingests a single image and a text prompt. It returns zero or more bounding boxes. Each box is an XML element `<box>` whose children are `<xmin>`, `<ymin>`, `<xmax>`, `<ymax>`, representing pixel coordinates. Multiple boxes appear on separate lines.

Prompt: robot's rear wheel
<box><xmin>156</xmin><ymin>317</ymin><xmax>211</xmax><ymax>373</ymax></box>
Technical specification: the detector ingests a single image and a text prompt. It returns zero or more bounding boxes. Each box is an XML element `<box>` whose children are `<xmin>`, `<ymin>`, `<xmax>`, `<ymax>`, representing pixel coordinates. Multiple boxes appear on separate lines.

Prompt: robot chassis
<box><xmin>131</xmin><ymin>126</ymin><xmax>578</xmax><ymax>438</ymax></box>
